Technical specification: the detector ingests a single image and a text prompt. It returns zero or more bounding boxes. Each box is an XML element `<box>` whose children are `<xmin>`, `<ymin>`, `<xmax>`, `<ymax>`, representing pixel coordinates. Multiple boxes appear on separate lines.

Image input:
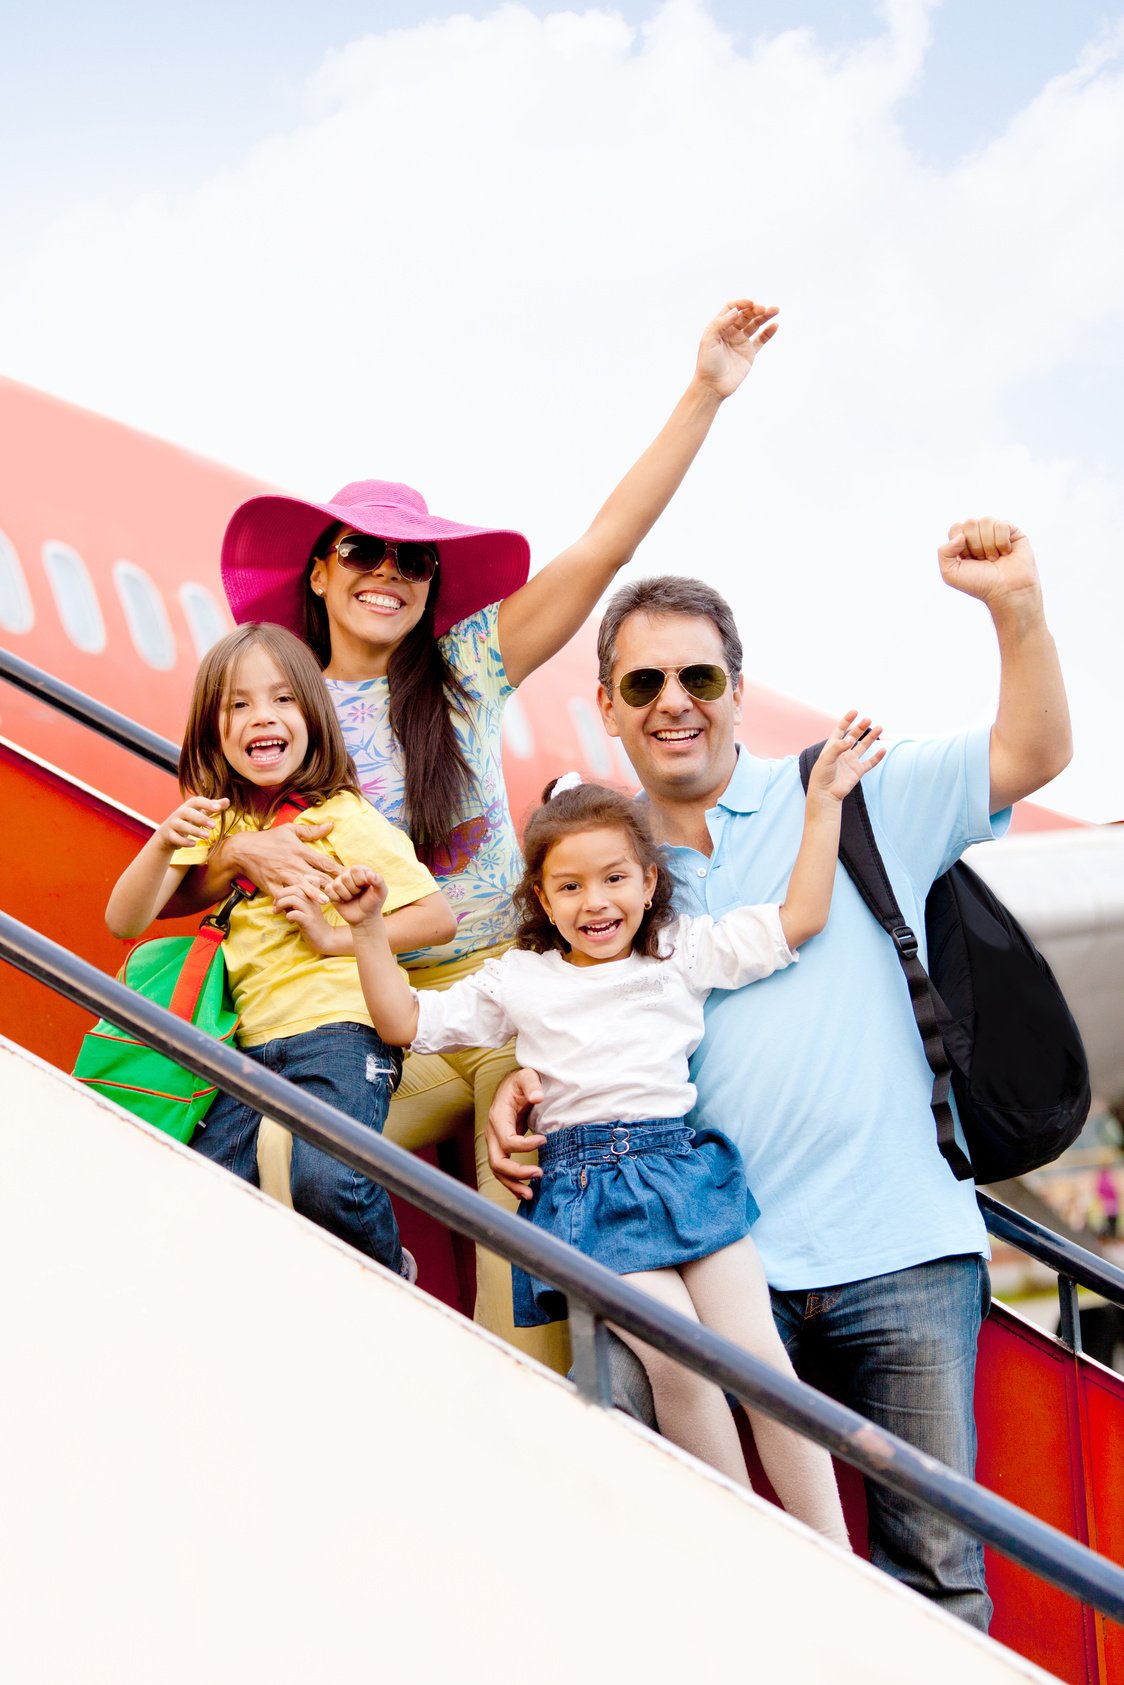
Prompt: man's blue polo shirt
<box><xmin>667</xmin><ymin>728</ymin><xmax>1009</xmax><ymax>1290</ymax></box>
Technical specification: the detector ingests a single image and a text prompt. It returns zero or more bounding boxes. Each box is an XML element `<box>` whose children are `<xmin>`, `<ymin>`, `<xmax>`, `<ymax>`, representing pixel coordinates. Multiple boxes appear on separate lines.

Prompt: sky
<box><xmin>1</xmin><ymin>0</ymin><xmax>1122</xmax><ymax>819</ymax></box>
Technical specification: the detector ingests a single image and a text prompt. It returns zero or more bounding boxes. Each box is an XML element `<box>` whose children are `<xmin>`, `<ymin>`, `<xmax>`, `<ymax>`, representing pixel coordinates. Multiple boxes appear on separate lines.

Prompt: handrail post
<box><xmin>568</xmin><ymin>1304</ymin><xmax>614</xmax><ymax>1407</ymax></box>
<box><xmin>1057</xmin><ymin>1274</ymin><xmax>1083</xmax><ymax>1354</ymax></box>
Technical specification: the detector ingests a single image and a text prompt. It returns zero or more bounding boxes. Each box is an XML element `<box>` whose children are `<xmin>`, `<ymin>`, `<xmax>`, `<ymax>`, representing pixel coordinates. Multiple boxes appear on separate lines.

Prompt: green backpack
<box><xmin>74</xmin><ymin>796</ymin><xmax>309</xmax><ymax>1142</ymax></box>
<box><xmin>73</xmin><ymin>894</ymin><xmax>243</xmax><ymax>1142</ymax></box>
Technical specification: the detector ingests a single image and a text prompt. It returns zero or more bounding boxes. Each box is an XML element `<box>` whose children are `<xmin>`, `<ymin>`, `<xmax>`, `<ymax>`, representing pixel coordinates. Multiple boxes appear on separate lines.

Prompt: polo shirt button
<box><xmin>697</xmin><ymin>867</ymin><xmax>707</xmax><ymax>877</ymax></box>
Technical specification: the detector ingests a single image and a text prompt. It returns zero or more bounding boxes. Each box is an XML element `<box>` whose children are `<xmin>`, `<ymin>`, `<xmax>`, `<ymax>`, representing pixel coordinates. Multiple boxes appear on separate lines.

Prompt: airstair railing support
<box><xmin>2</xmin><ymin>908</ymin><xmax>1124</xmax><ymax>1628</ymax></box>
<box><xmin>1057</xmin><ymin>1277</ymin><xmax>1083</xmax><ymax>1354</ymax></box>
<box><xmin>0</xmin><ymin>645</ymin><xmax>179</xmax><ymax>773</ymax></box>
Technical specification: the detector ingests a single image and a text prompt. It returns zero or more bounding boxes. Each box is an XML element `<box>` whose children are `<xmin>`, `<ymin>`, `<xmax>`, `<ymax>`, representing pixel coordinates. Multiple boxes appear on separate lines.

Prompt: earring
<box><xmin>644</xmin><ymin>900</ymin><xmax>652</xmax><ymax>909</ymax></box>
<box><xmin>313</xmin><ymin>585</ymin><xmax>324</xmax><ymax>597</ymax></box>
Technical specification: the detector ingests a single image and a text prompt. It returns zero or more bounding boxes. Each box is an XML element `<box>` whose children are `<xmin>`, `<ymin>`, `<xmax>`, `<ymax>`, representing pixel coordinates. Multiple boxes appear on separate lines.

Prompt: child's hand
<box><xmin>274</xmin><ymin>882</ymin><xmax>350</xmax><ymax>955</ymax></box>
<box><xmin>695</xmin><ymin>298</ymin><xmax>779</xmax><ymax>399</ymax></box>
<box><xmin>325</xmin><ymin>864</ymin><xmax>390</xmax><ymax>926</ymax></box>
<box><xmin>809</xmin><ymin>713</ymin><xmax>886</xmax><ymax>803</ymax></box>
<box><xmin>154</xmin><ymin>796</ymin><xmax>228</xmax><ymax>853</ymax></box>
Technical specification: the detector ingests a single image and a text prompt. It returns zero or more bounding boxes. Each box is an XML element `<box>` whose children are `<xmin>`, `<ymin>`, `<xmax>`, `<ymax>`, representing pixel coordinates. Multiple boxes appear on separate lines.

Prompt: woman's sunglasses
<box><xmin>329</xmin><ymin>534</ymin><xmax>440</xmax><ymax>584</ymax></box>
<box><xmin>614</xmin><ymin>663</ymin><xmax>729</xmax><ymax>708</ymax></box>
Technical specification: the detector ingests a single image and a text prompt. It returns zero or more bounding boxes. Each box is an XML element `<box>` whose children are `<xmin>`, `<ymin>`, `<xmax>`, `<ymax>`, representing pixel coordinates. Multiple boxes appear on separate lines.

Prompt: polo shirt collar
<box><xmin>713</xmin><ymin>744</ymin><xmax>771</xmax><ymax>816</ymax></box>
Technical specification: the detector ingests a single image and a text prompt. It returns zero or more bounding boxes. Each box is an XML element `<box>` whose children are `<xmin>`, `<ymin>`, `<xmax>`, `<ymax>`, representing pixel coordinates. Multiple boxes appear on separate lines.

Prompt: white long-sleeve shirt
<box><xmin>412</xmin><ymin>906</ymin><xmax>796</xmax><ymax>1132</ymax></box>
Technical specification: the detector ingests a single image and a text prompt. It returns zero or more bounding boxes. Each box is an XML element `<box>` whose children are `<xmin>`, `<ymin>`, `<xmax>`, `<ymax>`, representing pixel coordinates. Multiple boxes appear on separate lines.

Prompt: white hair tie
<box><xmin>551</xmin><ymin>771</ymin><xmax>583</xmax><ymax>799</ymax></box>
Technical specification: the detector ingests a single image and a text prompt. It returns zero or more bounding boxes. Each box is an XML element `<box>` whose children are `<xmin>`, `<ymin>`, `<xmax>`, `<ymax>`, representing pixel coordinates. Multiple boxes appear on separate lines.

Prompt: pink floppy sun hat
<box><xmin>221</xmin><ymin>480</ymin><xmax>531</xmax><ymax>642</ymax></box>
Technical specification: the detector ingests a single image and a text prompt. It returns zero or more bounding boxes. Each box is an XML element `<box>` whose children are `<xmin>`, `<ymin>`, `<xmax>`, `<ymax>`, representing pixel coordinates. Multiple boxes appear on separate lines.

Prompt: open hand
<box><xmin>228</xmin><ymin>821</ymin><xmax>340</xmax><ymax>900</ymax></box>
<box><xmin>695</xmin><ymin>298</ymin><xmax>779</xmax><ymax>399</ymax></box>
<box><xmin>938</xmin><ymin>518</ymin><xmax>1039</xmax><ymax>610</ymax></box>
<box><xmin>154</xmin><ymin>795</ymin><xmax>228</xmax><ymax>852</ymax></box>
<box><xmin>809</xmin><ymin>713</ymin><xmax>885</xmax><ymax>802</ymax></box>
<box><xmin>325</xmin><ymin>863</ymin><xmax>389</xmax><ymax>926</ymax></box>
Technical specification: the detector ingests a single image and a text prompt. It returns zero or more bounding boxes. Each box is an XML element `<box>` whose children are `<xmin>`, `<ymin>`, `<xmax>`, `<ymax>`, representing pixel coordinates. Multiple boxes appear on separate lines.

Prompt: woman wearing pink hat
<box><xmin>206</xmin><ymin>299</ymin><xmax>778</xmax><ymax>1366</ymax></box>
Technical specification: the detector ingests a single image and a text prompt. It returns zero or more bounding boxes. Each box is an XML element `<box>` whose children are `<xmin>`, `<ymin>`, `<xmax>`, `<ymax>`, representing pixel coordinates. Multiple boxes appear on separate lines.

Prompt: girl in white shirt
<box><xmin>326</xmin><ymin>716</ymin><xmax>883</xmax><ymax>1546</ymax></box>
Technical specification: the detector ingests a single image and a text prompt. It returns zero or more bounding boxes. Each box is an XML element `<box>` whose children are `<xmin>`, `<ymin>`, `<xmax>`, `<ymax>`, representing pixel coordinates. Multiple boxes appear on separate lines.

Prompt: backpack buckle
<box><xmin>203</xmin><ymin>880</ymin><xmax>254</xmax><ymax>937</ymax></box>
<box><xmin>891</xmin><ymin>925</ymin><xmax>918</xmax><ymax>957</ymax></box>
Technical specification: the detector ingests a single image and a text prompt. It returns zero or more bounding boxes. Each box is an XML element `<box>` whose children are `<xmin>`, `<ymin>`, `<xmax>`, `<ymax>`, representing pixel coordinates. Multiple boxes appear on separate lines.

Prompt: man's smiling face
<box><xmin>597</xmin><ymin>611</ymin><xmax>743</xmax><ymax>807</ymax></box>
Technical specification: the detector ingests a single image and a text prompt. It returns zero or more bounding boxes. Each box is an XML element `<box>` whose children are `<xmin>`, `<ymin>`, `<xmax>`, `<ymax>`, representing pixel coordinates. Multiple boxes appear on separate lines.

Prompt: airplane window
<box><xmin>42</xmin><ymin>540</ymin><xmax>105</xmax><ymax>653</ymax></box>
<box><xmin>0</xmin><ymin>529</ymin><xmax>34</xmax><ymax>633</ymax></box>
<box><xmin>501</xmin><ymin>691</ymin><xmax>534</xmax><ymax>759</ymax></box>
<box><xmin>114</xmin><ymin>560</ymin><xmax>176</xmax><ymax>670</ymax></box>
<box><xmin>179</xmin><ymin>583</ymin><xmax>229</xmax><ymax>659</ymax></box>
<box><xmin>568</xmin><ymin>696</ymin><xmax>611</xmax><ymax>778</ymax></box>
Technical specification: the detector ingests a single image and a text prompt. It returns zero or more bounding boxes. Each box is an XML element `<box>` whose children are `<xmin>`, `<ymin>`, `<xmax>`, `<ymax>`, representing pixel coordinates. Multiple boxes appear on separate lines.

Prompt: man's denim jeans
<box><xmin>193</xmin><ymin>1022</ymin><xmax>403</xmax><ymax>1273</ymax></box>
<box><xmin>603</xmin><ymin>1253</ymin><xmax>992</xmax><ymax>1631</ymax></box>
<box><xmin>769</xmin><ymin>1255</ymin><xmax>992</xmax><ymax>1630</ymax></box>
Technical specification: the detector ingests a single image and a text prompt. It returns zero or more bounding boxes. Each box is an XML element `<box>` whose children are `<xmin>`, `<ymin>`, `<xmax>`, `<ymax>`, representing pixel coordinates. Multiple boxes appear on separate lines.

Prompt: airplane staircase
<box><xmin>0</xmin><ymin>1032</ymin><xmax>1072</xmax><ymax>1685</ymax></box>
<box><xmin>1</xmin><ymin>649</ymin><xmax>1123</xmax><ymax>1682</ymax></box>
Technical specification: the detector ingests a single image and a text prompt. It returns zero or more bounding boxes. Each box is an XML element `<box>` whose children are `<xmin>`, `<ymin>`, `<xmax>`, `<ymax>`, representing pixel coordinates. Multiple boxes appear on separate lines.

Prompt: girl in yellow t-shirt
<box><xmin>106</xmin><ymin>622</ymin><xmax>455</xmax><ymax>1275</ymax></box>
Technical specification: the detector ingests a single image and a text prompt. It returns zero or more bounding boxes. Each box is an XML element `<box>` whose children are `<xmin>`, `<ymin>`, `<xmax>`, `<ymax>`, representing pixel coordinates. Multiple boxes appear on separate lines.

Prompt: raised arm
<box><xmin>326</xmin><ymin>866</ymin><xmax>421</xmax><ymax>1045</ymax></box>
<box><xmin>497</xmin><ymin>298</ymin><xmax>779</xmax><ymax>687</ymax></box>
<box><xmin>106</xmin><ymin>796</ymin><xmax>228</xmax><ymax>939</ymax></box>
<box><xmin>779</xmin><ymin>715</ymin><xmax>884</xmax><ymax>950</ymax></box>
<box><xmin>275</xmin><ymin>884</ymin><xmax>456</xmax><ymax>957</ymax></box>
<box><xmin>937</xmin><ymin>518</ymin><xmax>1072</xmax><ymax>811</ymax></box>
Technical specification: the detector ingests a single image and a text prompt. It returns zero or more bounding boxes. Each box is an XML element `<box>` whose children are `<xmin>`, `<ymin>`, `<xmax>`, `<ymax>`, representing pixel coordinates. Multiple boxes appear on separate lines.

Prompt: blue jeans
<box><xmin>601</xmin><ymin>1254</ymin><xmax>992</xmax><ymax>1630</ymax></box>
<box><xmin>769</xmin><ymin>1255</ymin><xmax>992</xmax><ymax>1631</ymax></box>
<box><xmin>193</xmin><ymin>1022</ymin><xmax>403</xmax><ymax>1273</ymax></box>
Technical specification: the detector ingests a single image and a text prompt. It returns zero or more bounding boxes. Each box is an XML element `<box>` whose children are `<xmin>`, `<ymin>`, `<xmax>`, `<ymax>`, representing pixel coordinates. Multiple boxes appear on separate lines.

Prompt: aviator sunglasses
<box><xmin>328</xmin><ymin>533</ymin><xmax>440</xmax><ymax>584</ymax></box>
<box><xmin>614</xmin><ymin>663</ymin><xmax>730</xmax><ymax>708</ymax></box>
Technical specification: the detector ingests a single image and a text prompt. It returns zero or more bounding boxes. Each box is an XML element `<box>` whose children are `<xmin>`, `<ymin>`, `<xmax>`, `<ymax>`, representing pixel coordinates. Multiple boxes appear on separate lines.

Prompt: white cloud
<box><xmin>2</xmin><ymin>0</ymin><xmax>1121</xmax><ymax>817</ymax></box>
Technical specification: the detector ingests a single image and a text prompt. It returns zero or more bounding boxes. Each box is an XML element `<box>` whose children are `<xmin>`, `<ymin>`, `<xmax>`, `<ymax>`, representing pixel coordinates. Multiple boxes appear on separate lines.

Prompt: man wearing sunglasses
<box><xmin>488</xmin><ymin>518</ymin><xmax>1072</xmax><ymax>1630</ymax></box>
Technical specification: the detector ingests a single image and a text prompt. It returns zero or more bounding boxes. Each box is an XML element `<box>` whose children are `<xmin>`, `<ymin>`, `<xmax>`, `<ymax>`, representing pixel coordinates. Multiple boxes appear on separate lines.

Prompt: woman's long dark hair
<box><xmin>304</xmin><ymin>528</ymin><xmax>474</xmax><ymax>860</ymax></box>
<box><xmin>514</xmin><ymin>779</ymin><xmax>678</xmax><ymax>959</ymax></box>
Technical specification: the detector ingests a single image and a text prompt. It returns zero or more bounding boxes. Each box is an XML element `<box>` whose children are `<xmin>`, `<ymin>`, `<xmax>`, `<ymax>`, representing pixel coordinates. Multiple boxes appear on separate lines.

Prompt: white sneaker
<box><xmin>399</xmin><ymin>1248</ymin><xmax>418</xmax><ymax>1285</ymax></box>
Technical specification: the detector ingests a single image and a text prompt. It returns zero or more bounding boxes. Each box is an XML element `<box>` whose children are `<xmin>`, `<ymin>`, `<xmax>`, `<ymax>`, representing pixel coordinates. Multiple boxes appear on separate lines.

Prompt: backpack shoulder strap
<box><xmin>798</xmin><ymin>743</ymin><xmax>972</xmax><ymax>1178</ymax></box>
<box><xmin>207</xmin><ymin>792</ymin><xmax>314</xmax><ymax>932</ymax></box>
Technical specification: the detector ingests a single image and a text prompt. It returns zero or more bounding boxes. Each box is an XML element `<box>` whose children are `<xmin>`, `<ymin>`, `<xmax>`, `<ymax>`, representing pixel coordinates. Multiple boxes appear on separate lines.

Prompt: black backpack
<box><xmin>799</xmin><ymin>744</ymin><xmax>1091</xmax><ymax>1184</ymax></box>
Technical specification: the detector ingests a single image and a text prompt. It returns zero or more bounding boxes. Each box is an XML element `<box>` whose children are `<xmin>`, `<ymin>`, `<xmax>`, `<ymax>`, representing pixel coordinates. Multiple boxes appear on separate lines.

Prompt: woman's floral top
<box><xmin>327</xmin><ymin>601</ymin><xmax>521</xmax><ymax>967</ymax></box>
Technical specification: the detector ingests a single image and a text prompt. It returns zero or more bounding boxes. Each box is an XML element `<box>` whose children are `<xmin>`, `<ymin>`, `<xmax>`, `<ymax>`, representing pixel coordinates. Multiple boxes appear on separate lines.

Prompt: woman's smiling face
<box><xmin>310</xmin><ymin>526</ymin><xmax>433</xmax><ymax>678</ymax></box>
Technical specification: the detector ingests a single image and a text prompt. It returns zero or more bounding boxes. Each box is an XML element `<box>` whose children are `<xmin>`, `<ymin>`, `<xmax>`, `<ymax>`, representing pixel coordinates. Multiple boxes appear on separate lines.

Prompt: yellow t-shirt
<box><xmin>172</xmin><ymin>791</ymin><xmax>438</xmax><ymax>1048</ymax></box>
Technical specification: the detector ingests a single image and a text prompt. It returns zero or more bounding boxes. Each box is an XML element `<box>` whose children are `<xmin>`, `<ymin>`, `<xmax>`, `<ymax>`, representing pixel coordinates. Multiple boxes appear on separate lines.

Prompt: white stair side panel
<box><xmin>0</xmin><ymin>1039</ymin><xmax>1058</xmax><ymax>1685</ymax></box>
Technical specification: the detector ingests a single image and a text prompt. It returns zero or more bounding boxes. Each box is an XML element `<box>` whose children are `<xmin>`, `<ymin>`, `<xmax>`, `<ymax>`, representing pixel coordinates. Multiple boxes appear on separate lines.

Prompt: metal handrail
<box><xmin>2</xmin><ymin>907</ymin><xmax>1123</xmax><ymax>1626</ymax></box>
<box><xmin>0</xmin><ymin>645</ymin><xmax>179</xmax><ymax>773</ymax></box>
<box><xmin>978</xmin><ymin>1193</ymin><xmax>1124</xmax><ymax>1306</ymax></box>
<box><xmin>978</xmin><ymin>1190</ymin><xmax>1124</xmax><ymax>1357</ymax></box>
<box><xmin>3</xmin><ymin>644</ymin><xmax>1122</xmax><ymax>1615</ymax></box>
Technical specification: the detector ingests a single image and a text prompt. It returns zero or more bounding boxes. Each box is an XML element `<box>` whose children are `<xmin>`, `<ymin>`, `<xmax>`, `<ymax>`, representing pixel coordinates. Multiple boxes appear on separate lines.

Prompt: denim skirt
<box><xmin>512</xmin><ymin>1118</ymin><xmax>759</xmax><ymax>1327</ymax></box>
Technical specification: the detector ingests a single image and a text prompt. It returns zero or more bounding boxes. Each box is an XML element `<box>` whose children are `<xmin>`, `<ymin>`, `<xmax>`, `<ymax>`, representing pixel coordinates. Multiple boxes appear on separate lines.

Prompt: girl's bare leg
<box><xmin>681</xmin><ymin>1238</ymin><xmax>850</xmax><ymax>1548</ymax></box>
<box><xmin>614</xmin><ymin>1267</ymin><xmax>756</xmax><ymax>1486</ymax></box>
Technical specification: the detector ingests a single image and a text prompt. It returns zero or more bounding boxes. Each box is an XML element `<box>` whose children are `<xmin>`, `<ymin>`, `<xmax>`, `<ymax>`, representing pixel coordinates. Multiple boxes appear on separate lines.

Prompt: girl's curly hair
<box><xmin>513</xmin><ymin>779</ymin><xmax>678</xmax><ymax>960</ymax></box>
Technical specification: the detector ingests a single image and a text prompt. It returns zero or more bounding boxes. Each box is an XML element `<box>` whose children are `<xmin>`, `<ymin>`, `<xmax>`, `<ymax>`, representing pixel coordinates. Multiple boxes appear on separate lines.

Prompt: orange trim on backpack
<box><xmin>77</xmin><ymin>1077</ymin><xmax>218</xmax><ymax>1102</ymax></box>
<box><xmin>82</xmin><ymin>1022</ymin><xmax>240</xmax><ymax>1048</ymax></box>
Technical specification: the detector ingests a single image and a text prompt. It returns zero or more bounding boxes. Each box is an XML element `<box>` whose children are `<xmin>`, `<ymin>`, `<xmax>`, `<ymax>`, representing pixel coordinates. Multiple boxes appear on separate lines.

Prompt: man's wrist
<box><xmin>988</xmin><ymin>587</ymin><xmax>1048</xmax><ymax>640</ymax></box>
